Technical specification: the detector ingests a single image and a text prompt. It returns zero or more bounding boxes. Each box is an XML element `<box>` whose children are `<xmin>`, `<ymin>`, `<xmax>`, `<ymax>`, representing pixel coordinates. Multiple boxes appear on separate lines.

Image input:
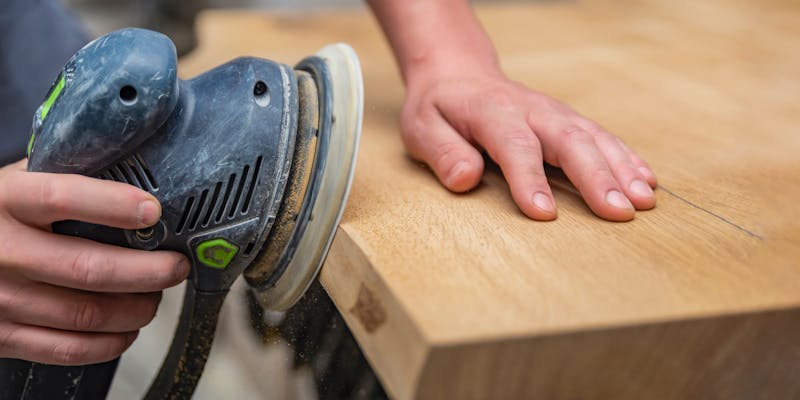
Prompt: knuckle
<box><xmin>451</xmin><ymin>97</ymin><xmax>472</xmax><ymax>120</ymax></box>
<box><xmin>505</xmin><ymin>133</ymin><xmax>542</xmax><ymax>154</ymax></box>
<box><xmin>482</xmin><ymin>88</ymin><xmax>516</xmax><ymax>110</ymax></box>
<box><xmin>52</xmin><ymin>340</ymin><xmax>90</xmax><ymax>365</ymax></box>
<box><xmin>431</xmin><ymin>141</ymin><xmax>465</xmax><ymax>171</ymax></box>
<box><xmin>70</xmin><ymin>250</ymin><xmax>108</xmax><ymax>289</ymax></box>
<box><xmin>400</xmin><ymin>108</ymin><xmax>439</xmax><ymax>152</ymax></box>
<box><xmin>561</xmin><ymin>125</ymin><xmax>594</xmax><ymax>145</ymax></box>
<box><xmin>589</xmin><ymin>166</ymin><xmax>615</xmax><ymax>184</ymax></box>
<box><xmin>400</xmin><ymin>118</ymin><xmax>427</xmax><ymax>149</ymax></box>
<box><xmin>73</xmin><ymin>298</ymin><xmax>106</xmax><ymax>331</ymax></box>
<box><xmin>579</xmin><ymin>119</ymin><xmax>605</xmax><ymax>135</ymax></box>
<box><xmin>39</xmin><ymin>178</ymin><xmax>71</xmax><ymax>215</ymax></box>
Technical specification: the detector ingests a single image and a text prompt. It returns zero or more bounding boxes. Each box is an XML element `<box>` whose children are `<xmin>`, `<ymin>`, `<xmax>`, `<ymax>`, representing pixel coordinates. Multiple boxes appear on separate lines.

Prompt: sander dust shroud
<box><xmin>7</xmin><ymin>28</ymin><xmax>363</xmax><ymax>399</ymax></box>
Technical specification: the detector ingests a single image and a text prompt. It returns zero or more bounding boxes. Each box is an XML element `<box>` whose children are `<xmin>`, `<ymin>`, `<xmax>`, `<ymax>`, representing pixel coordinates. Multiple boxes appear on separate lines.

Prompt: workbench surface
<box><xmin>180</xmin><ymin>1</ymin><xmax>800</xmax><ymax>398</ymax></box>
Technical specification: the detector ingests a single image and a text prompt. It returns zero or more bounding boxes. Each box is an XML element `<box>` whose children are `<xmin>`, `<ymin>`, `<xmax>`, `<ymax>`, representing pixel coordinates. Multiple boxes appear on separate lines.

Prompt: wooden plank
<box><xmin>180</xmin><ymin>2</ymin><xmax>800</xmax><ymax>398</ymax></box>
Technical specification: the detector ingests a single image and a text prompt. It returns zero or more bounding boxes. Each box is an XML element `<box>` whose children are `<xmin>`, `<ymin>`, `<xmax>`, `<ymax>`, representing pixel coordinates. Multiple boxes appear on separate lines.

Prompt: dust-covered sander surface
<box><xmin>11</xmin><ymin>28</ymin><xmax>362</xmax><ymax>399</ymax></box>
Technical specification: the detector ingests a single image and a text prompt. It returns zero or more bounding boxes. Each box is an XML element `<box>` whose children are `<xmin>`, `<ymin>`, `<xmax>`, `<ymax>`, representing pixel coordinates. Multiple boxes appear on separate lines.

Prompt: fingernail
<box><xmin>532</xmin><ymin>192</ymin><xmax>555</xmax><ymax>213</ymax></box>
<box><xmin>638</xmin><ymin>167</ymin><xmax>654</xmax><ymax>180</ymax></box>
<box><xmin>446</xmin><ymin>161</ymin><xmax>468</xmax><ymax>187</ymax></box>
<box><xmin>629</xmin><ymin>179</ymin><xmax>654</xmax><ymax>198</ymax></box>
<box><xmin>606</xmin><ymin>190</ymin><xmax>633</xmax><ymax>210</ymax></box>
<box><xmin>137</xmin><ymin>200</ymin><xmax>160</xmax><ymax>226</ymax></box>
<box><xmin>174</xmin><ymin>257</ymin><xmax>190</xmax><ymax>281</ymax></box>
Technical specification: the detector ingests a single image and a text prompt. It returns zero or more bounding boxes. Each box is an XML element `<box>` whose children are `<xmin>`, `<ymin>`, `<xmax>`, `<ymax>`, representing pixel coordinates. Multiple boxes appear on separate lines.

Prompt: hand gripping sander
<box><xmin>19</xmin><ymin>28</ymin><xmax>362</xmax><ymax>399</ymax></box>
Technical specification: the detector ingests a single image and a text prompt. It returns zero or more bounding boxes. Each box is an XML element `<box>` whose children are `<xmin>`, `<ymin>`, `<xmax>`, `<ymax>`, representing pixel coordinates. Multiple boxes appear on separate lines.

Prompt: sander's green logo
<box><xmin>28</xmin><ymin>73</ymin><xmax>66</xmax><ymax>156</ymax></box>
<box><xmin>196</xmin><ymin>238</ymin><xmax>239</xmax><ymax>269</ymax></box>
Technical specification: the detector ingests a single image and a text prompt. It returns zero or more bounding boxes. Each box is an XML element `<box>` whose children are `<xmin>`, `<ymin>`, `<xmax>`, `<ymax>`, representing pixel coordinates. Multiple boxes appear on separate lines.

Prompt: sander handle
<box><xmin>2</xmin><ymin>284</ymin><xmax>227</xmax><ymax>400</ymax></box>
<box><xmin>49</xmin><ymin>221</ymin><xmax>229</xmax><ymax>399</ymax></box>
<box><xmin>144</xmin><ymin>285</ymin><xmax>226</xmax><ymax>399</ymax></box>
<box><xmin>0</xmin><ymin>222</ymin><xmax>126</xmax><ymax>399</ymax></box>
<box><xmin>0</xmin><ymin>359</ymin><xmax>119</xmax><ymax>400</ymax></box>
<box><xmin>1</xmin><ymin>220</ymin><xmax>227</xmax><ymax>400</ymax></box>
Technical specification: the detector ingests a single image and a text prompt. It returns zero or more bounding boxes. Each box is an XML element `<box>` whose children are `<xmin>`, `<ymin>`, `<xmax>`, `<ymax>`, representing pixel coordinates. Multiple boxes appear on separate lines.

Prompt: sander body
<box><xmin>14</xmin><ymin>28</ymin><xmax>362</xmax><ymax>399</ymax></box>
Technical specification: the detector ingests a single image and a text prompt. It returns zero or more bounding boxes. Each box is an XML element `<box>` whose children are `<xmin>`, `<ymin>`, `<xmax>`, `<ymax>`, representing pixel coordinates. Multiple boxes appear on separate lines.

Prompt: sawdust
<box><xmin>244</xmin><ymin>70</ymin><xmax>319</xmax><ymax>286</ymax></box>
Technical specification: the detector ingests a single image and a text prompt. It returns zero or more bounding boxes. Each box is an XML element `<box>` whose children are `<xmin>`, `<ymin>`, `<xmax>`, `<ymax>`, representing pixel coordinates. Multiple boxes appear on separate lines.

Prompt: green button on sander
<box><xmin>22</xmin><ymin>28</ymin><xmax>362</xmax><ymax>399</ymax></box>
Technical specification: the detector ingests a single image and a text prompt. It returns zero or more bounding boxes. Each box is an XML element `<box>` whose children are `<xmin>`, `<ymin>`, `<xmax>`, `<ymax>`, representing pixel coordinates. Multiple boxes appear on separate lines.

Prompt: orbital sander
<box><xmin>15</xmin><ymin>28</ymin><xmax>362</xmax><ymax>399</ymax></box>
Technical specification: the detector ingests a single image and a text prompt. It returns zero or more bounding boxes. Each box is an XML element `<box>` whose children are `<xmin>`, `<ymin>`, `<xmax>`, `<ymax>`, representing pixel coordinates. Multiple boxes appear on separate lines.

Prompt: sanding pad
<box><xmin>254</xmin><ymin>43</ymin><xmax>363</xmax><ymax>311</ymax></box>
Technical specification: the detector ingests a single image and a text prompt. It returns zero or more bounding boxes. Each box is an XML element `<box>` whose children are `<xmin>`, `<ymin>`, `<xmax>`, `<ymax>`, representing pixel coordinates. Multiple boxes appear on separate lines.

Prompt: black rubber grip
<box><xmin>0</xmin><ymin>358</ymin><xmax>119</xmax><ymax>399</ymax></box>
<box><xmin>145</xmin><ymin>284</ymin><xmax>227</xmax><ymax>399</ymax></box>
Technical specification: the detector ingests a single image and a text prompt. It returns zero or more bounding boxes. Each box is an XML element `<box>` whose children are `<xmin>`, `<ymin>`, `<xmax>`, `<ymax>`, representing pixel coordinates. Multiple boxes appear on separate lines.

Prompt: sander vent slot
<box><xmin>228</xmin><ymin>165</ymin><xmax>250</xmax><ymax>219</ymax></box>
<box><xmin>175</xmin><ymin>157</ymin><xmax>263</xmax><ymax>235</ymax></box>
<box><xmin>216</xmin><ymin>174</ymin><xmax>237</xmax><ymax>223</ymax></box>
<box><xmin>202</xmin><ymin>182</ymin><xmax>223</xmax><ymax>227</ymax></box>
<box><xmin>133</xmin><ymin>153</ymin><xmax>158</xmax><ymax>189</ymax></box>
<box><xmin>242</xmin><ymin>156</ymin><xmax>263</xmax><ymax>214</ymax></box>
<box><xmin>97</xmin><ymin>153</ymin><xmax>158</xmax><ymax>191</ymax></box>
<box><xmin>189</xmin><ymin>189</ymin><xmax>210</xmax><ymax>231</ymax></box>
<box><xmin>101</xmin><ymin>169</ymin><xmax>117</xmax><ymax>181</ymax></box>
<box><xmin>177</xmin><ymin>196</ymin><xmax>195</xmax><ymax>234</ymax></box>
<box><xmin>243</xmin><ymin>242</ymin><xmax>255</xmax><ymax>255</ymax></box>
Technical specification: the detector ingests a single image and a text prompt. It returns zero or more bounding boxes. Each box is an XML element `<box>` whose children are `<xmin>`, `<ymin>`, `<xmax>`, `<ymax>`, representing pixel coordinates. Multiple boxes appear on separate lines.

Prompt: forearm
<box><xmin>366</xmin><ymin>0</ymin><xmax>501</xmax><ymax>84</ymax></box>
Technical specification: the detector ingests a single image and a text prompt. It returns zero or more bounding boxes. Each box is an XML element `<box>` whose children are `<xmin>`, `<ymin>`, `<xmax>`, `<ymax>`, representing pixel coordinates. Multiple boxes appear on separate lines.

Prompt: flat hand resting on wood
<box><xmin>369</xmin><ymin>0</ymin><xmax>657</xmax><ymax>221</ymax></box>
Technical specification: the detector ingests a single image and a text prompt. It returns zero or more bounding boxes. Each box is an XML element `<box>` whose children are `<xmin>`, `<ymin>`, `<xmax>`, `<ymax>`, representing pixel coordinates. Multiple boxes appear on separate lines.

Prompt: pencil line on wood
<box><xmin>660</xmin><ymin>186</ymin><xmax>763</xmax><ymax>240</ymax></box>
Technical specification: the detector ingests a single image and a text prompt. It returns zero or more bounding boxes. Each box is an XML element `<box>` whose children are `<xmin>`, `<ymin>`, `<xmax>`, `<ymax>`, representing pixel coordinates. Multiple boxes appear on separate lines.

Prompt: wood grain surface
<box><xmin>180</xmin><ymin>1</ymin><xmax>800</xmax><ymax>398</ymax></box>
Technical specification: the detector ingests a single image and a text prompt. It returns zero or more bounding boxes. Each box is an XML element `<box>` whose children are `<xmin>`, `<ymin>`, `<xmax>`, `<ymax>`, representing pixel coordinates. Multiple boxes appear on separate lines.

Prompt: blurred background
<box><xmin>67</xmin><ymin>0</ymin><xmax>367</xmax><ymax>57</ymax></box>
